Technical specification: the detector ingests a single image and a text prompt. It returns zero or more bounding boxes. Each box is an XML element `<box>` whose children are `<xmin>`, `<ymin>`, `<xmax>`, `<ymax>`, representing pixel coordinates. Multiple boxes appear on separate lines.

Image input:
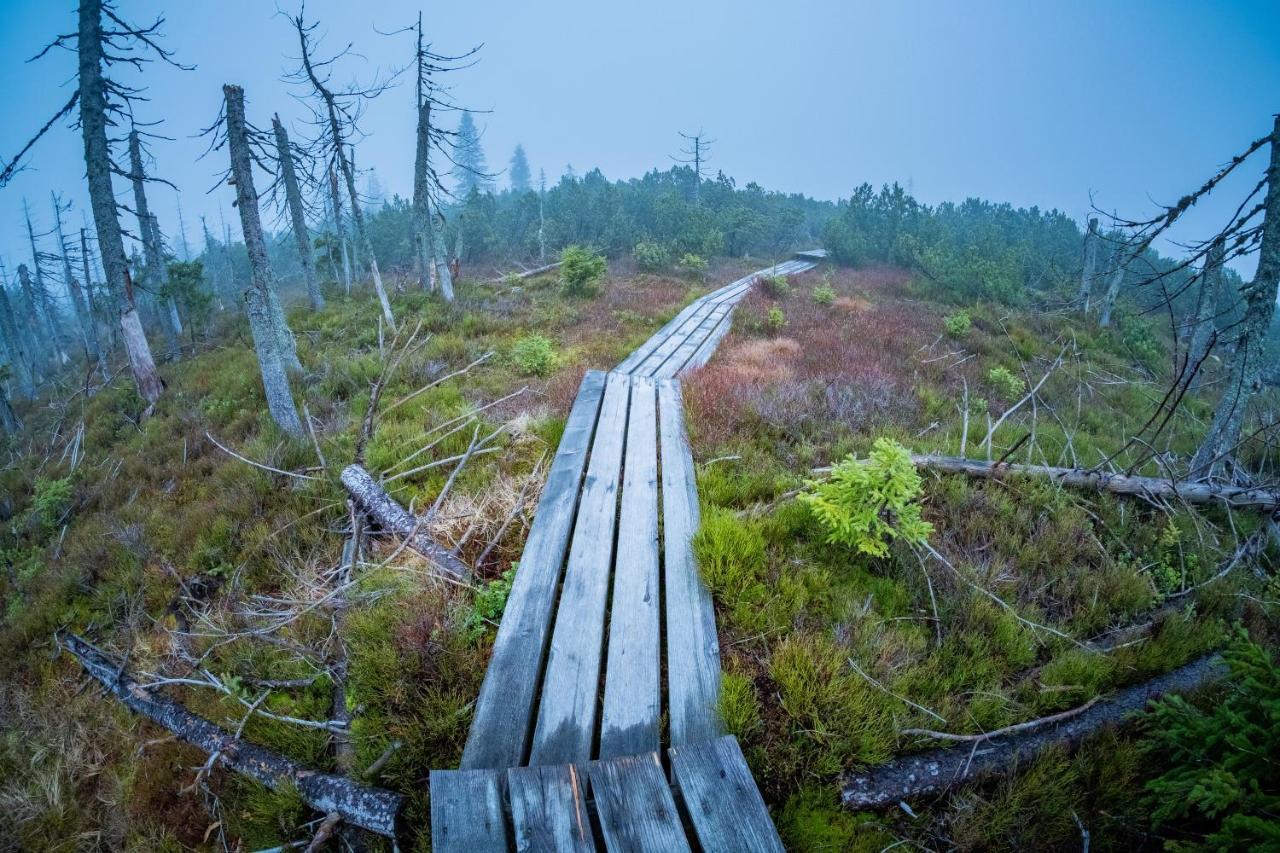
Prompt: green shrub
<box><xmin>464</xmin><ymin>568</ymin><xmax>516</xmax><ymax>641</ymax></box>
<box><xmin>767</xmin><ymin>306</ymin><xmax>786</xmax><ymax>333</ymax></box>
<box><xmin>761</xmin><ymin>274</ymin><xmax>790</xmax><ymax>298</ymax></box>
<box><xmin>560</xmin><ymin>245</ymin><xmax>606</xmax><ymax>297</ymax></box>
<box><xmin>511</xmin><ymin>334</ymin><xmax>557</xmax><ymax>376</ymax></box>
<box><xmin>801</xmin><ymin>437</ymin><xmax>932</xmax><ymax>558</ymax></box>
<box><xmin>944</xmin><ymin>310</ymin><xmax>972</xmax><ymax>337</ymax></box>
<box><xmin>1140</xmin><ymin>632</ymin><xmax>1280</xmax><ymax>849</ymax></box>
<box><xmin>812</xmin><ymin>283</ymin><xmax>837</xmax><ymax>306</ymax></box>
<box><xmin>677</xmin><ymin>253</ymin><xmax>708</xmax><ymax>277</ymax></box>
<box><xmin>631</xmin><ymin>239</ymin><xmax>670</xmax><ymax>272</ymax></box>
<box><xmin>987</xmin><ymin>365</ymin><xmax>1025</xmax><ymax>399</ymax></box>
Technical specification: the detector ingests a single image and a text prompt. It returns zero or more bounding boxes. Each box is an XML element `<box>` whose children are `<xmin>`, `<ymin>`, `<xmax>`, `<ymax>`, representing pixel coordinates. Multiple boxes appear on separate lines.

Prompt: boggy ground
<box><xmin>0</xmin><ymin>258</ymin><xmax>754</xmax><ymax>850</ymax></box>
<box><xmin>682</xmin><ymin>265</ymin><xmax>1279</xmax><ymax>850</ymax></box>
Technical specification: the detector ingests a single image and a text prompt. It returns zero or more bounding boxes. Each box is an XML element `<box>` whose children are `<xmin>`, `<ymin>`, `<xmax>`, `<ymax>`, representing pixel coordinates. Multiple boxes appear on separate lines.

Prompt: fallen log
<box><xmin>909</xmin><ymin>453</ymin><xmax>1280</xmax><ymax>511</ymax></box>
<box><xmin>488</xmin><ymin>261</ymin><xmax>561</xmax><ymax>283</ymax></box>
<box><xmin>841</xmin><ymin>653</ymin><xmax>1225</xmax><ymax>811</ymax></box>
<box><xmin>61</xmin><ymin>632</ymin><xmax>404</xmax><ymax>837</ymax></box>
<box><xmin>340</xmin><ymin>464</ymin><xmax>470</xmax><ymax>578</ymax></box>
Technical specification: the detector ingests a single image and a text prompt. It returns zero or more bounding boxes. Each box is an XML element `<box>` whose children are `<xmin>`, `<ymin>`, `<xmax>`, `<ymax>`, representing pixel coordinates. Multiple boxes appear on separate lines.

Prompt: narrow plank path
<box><xmin>433</xmin><ymin>255</ymin><xmax>820</xmax><ymax>851</ymax></box>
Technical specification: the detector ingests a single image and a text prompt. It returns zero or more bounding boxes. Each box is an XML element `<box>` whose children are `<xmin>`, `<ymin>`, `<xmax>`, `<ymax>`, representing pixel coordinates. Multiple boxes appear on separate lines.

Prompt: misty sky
<box><xmin>1</xmin><ymin>0</ymin><xmax>1278</xmax><ymax>278</ymax></box>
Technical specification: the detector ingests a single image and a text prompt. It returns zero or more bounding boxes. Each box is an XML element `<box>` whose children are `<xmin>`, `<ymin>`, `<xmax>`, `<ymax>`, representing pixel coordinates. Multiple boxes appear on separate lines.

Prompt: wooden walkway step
<box><xmin>432</xmin><ymin>736</ymin><xmax>784</xmax><ymax>853</ymax></box>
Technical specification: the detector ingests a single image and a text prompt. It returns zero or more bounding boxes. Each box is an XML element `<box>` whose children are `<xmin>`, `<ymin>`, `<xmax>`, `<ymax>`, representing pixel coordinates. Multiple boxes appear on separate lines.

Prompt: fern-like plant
<box><xmin>801</xmin><ymin>437</ymin><xmax>932</xmax><ymax>558</ymax></box>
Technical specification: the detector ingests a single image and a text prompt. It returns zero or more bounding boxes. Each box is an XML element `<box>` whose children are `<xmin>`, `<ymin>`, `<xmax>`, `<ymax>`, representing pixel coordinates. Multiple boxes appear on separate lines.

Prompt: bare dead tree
<box><xmin>1096</xmin><ymin>237</ymin><xmax>1130</xmax><ymax>328</ymax></box>
<box><xmin>1183</xmin><ymin>237</ymin><xmax>1226</xmax><ymax>388</ymax></box>
<box><xmin>672</xmin><ymin>129</ymin><xmax>714</xmax><ymax>205</ymax></box>
<box><xmin>271</xmin><ymin>114</ymin><xmax>325</xmax><ymax>311</ymax></box>
<box><xmin>126</xmin><ymin>127</ymin><xmax>184</xmax><ymax>352</ymax></box>
<box><xmin>326</xmin><ymin>164</ymin><xmax>353</xmax><ymax>295</ymax></box>
<box><xmin>0</xmin><ymin>0</ymin><xmax>189</xmax><ymax>405</ymax></box>
<box><xmin>1078</xmin><ymin>216</ymin><xmax>1101</xmax><ymax>312</ymax></box>
<box><xmin>0</xmin><ymin>276</ymin><xmax>36</xmax><ymax>395</ymax></box>
<box><xmin>23</xmin><ymin>199</ymin><xmax>69</xmax><ymax>365</ymax></box>
<box><xmin>51</xmin><ymin>194</ymin><xmax>102</xmax><ymax>371</ymax></box>
<box><xmin>222</xmin><ymin>84</ymin><xmax>304</xmax><ymax>437</ymax></box>
<box><xmin>287</xmin><ymin>8</ymin><xmax>398</xmax><ymax>329</ymax></box>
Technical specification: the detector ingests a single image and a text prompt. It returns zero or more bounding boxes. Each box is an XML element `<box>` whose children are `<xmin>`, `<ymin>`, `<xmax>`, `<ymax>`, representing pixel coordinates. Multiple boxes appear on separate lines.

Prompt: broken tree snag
<box><xmin>340</xmin><ymin>464</ymin><xmax>470</xmax><ymax>579</ymax></box>
<box><xmin>840</xmin><ymin>653</ymin><xmax>1226</xmax><ymax>812</ymax></box>
<box><xmin>910</xmin><ymin>454</ymin><xmax>1280</xmax><ymax>511</ymax></box>
<box><xmin>61</xmin><ymin>633</ymin><xmax>404</xmax><ymax>837</ymax></box>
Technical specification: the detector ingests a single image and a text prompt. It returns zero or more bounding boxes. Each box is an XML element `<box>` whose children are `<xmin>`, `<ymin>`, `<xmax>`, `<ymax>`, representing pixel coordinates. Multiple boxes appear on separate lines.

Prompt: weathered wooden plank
<box><xmin>649</xmin><ymin>305</ymin><xmax>729</xmax><ymax>378</ymax></box>
<box><xmin>589</xmin><ymin>753</ymin><xmax>692</xmax><ymax>853</ymax></box>
<box><xmin>463</xmin><ymin>370</ymin><xmax>609</xmax><ymax>770</ymax></box>
<box><xmin>669</xmin><ymin>736</ymin><xmax>784</xmax><ymax>853</ymax></box>
<box><xmin>657</xmin><ymin>380</ymin><xmax>722</xmax><ymax>746</ymax></box>
<box><xmin>632</xmin><ymin>298</ymin><xmax>723</xmax><ymax>377</ymax></box>
<box><xmin>599</xmin><ymin>377</ymin><xmax>661</xmax><ymax>759</ymax></box>
<box><xmin>508</xmin><ymin>764</ymin><xmax>598</xmax><ymax>852</ymax></box>
<box><xmin>530</xmin><ymin>372</ymin><xmax>633</xmax><ymax>766</ymax></box>
<box><xmin>615</xmin><ymin>299</ymin><xmax>708</xmax><ymax>375</ymax></box>
<box><xmin>681</xmin><ymin>311</ymin><xmax>734</xmax><ymax>375</ymax></box>
<box><xmin>430</xmin><ymin>768</ymin><xmax>511</xmax><ymax>852</ymax></box>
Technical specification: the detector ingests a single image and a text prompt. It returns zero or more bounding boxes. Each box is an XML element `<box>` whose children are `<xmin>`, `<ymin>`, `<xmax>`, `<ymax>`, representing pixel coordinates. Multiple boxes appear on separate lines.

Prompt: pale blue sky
<box><xmin>1</xmin><ymin>0</ymin><xmax>1277</xmax><ymax>275</ymax></box>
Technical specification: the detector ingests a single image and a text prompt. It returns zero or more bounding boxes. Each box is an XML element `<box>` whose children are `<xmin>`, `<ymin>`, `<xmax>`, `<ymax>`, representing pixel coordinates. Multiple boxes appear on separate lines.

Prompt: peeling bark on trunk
<box><xmin>340</xmin><ymin>464</ymin><xmax>470</xmax><ymax>578</ymax></box>
<box><xmin>272</xmin><ymin>115</ymin><xmax>325</xmax><ymax>312</ymax></box>
<box><xmin>1190</xmin><ymin>118</ymin><xmax>1280</xmax><ymax>478</ymax></box>
<box><xmin>61</xmin><ymin>633</ymin><xmax>403</xmax><ymax>836</ymax></box>
<box><xmin>1078</xmin><ymin>216</ymin><xmax>1100</xmax><ymax>313</ymax></box>
<box><xmin>224</xmin><ymin>84</ymin><xmax>304</xmax><ymax>437</ymax></box>
<box><xmin>907</xmin><ymin>453</ymin><xmax>1280</xmax><ymax>510</ymax></box>
<box><xmin>841</xmin><ymin>653</ymin><xmax>1225</xmax><ymax>812</ymax></box>
<box><xmin>78</xmin><ymin>0</ymin><xmax>163</xmax><ymax>405</ymax></box>
<box><xmin>412</xmin><ymin>72</ymin><xmax>453</xmax><ymax>302</ymax></box>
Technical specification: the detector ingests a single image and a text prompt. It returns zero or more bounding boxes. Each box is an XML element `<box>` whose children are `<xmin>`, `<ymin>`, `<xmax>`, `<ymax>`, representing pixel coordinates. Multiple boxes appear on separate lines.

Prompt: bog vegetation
<box><xmin>0</xmin><ymin>2</ymin><xmax>1278</xmax><ymax>850</ymax></box>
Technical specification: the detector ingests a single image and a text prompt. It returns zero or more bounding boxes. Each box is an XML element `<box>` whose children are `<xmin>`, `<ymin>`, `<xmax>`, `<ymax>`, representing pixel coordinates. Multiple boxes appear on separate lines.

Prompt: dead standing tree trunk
<box><xmin>223</xmin><ymin>84</ymin><xmax>304</xmax><ymax>437</ymax></box>
<box><xmin>1184</xmin><ymin>237</ymin><xmax>1226</xmax><ymax>389</ymax></box>
<box><xmin>23</xmin><ymin>201</ymin><xmax>69</xmax><ymax>365</ymax></box>
<box><xmin>1097</xmin><ymin>239</ymin><xmax>1129</xmax><ymax>328</ymax></box>
<box><xmin>77</xmin><ymin>0</ymin><xmax>164</xmax><ymax>406</ymax></box>
<box><xmin>1078</xmin><ymin>215</ymin><xmax>1100</xmax><ymax>313</ymax></box>
<box><xmin>126</xmin><ymin>128</ymin><xmax>184</xmax><ymax>358</ymax></box>
<box><xmin>0</xmin><ymin>281</ymin><xmax>36</xmax><ymax>394</ymax></box>
<box><xmin>328</xmin><ymin>165</ymin><xmax>353</xmax><ymax>296</ymax></box>
<box><xmin>291</xmin><ymin>11</ymin><xmax>396</xmax><ymax>330</ymax></box>
<box><xmin>409</xmin><ymin>12</ymin><xmax>456</xmax><ymax>301</ymax></box>
<box><xmin>52</xmin><ymin>193</ymin><xmax>102</xmax><ymax>366</ymax></box>
<box><xmin>272</xmin><ymin>115</ymin><xmax>325</xmax><ymax>312</ymax></box>
<box><xmin>1190</xmin><ymin>117</ymin><xmax>1280</xmax><ymax>478</ymax></box>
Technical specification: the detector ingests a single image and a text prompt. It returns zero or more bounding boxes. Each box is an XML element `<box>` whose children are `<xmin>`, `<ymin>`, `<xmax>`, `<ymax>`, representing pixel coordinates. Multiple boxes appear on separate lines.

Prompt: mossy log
<box><xmin>340</xmin><ymin>464</ymin><xmax>470</xmax><ymax>578</ymax></box>
<box><xmin>61</xmin><ymin>632</ymin><xmax>404</xmax><ymax>836</ymax></box>
<box><xmin>840</xmin><ymin>653</ymin><xmax>1225</xmax><ymax>811</ymax></box>
<box><xmin>910</xmin><ymin>454</ymin><xmax>1280</xmax><ymax>511</ymax></box>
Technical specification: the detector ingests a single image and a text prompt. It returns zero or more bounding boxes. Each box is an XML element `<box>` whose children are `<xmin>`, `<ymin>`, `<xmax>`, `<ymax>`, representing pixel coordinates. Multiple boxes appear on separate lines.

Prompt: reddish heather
<box><xmin>684</xmin><ymin>265</ymin><xmax>939</xmax><ymax>454</ymax></box>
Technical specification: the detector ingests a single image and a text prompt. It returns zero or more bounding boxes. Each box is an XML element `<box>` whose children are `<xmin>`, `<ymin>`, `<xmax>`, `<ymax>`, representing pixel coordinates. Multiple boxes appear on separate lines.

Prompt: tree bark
<box><xmin>224</xmin><ymin>84</ymin><xmax>304</xmax><ymax>437</ymax></box>
<box><xmin>906</xmin><ymin>453</ymin><xmax>1280</xmax><ymax>510</ymax></box>
<box><xmin>841</xmin><ymin>653</ymin><xmax>1225</xmax><ymax>812</ymax></box>
<box><xmin>1189</xmin><ymin>117</ymin><xmax>1280</xmax><ymax>478</ymax></box>
<box><xmin>1078</xmin><ymin>216</ymin><xmax>1100</xmax><ymax>312</ymax></box>
<box><xmin>78</xmin><ymin>0</ymin><xmax>163</xmax><ymax>405</ymax></box>
<box><xmin>340</xmin><ymin>464</ymin><xmax>470</xmax><ymax>578</ymax></box>
<box><xmin>411</xmin><ymin>52</ymin><xmax>453</xmax><ymax>302</ymax></box>
<box><xmin>0</xmin><ymin>281</ymin><xmax>35</xmax><ymax>393</ymax></box>
<box><xmin>328</xmin><ymin>166</ymin><xmax>352</xmax><ymax>296</ymax></box>
<box><xmin>61</xmin><ymin>632</ymin><xmax>403</xmax><ymax>836</ymax></box>
<box><xmin>272</xmin><ymin>115</ymin><xmax>325</xmax><ymax>312</ymax></box>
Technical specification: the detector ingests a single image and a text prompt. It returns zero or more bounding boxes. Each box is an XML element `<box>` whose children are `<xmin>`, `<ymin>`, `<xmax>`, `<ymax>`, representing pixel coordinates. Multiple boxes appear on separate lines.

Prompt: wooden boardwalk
<box><xmin>431</xmin><ymin>256</ymin><xmax>818</xmax><ymax>851</ymax></box>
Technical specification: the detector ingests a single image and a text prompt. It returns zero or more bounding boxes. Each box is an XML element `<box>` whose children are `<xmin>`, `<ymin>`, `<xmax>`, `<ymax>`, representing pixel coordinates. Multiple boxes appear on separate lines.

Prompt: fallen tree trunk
<box><xmin>488</xmin><ymin>261</ymin><xmax>561</xmax><ymax>283</ymax></box>
<box><xmin>340</xmin><ymin>464</ymin><xmax>470</xmax><ymax>578</ymax></box>
<box><xmin>61</xmin><ymin>632</ymin><xmax>404</xmax><ymax>836</ymax></box>
<box><xmin>909</xmin><ymin>453</ymin><xmax>1280</xmax><ymax>511</ymax></box>
<box><xmin>841</xmin><ymin>653</ymin><xmax>1225</xmax><ymax>811</ymax></box>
